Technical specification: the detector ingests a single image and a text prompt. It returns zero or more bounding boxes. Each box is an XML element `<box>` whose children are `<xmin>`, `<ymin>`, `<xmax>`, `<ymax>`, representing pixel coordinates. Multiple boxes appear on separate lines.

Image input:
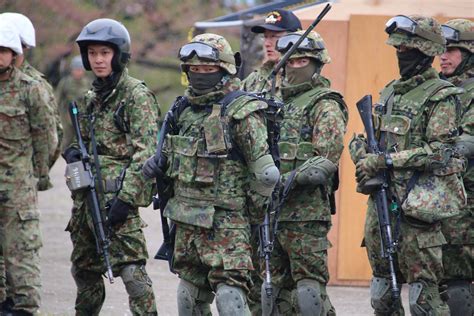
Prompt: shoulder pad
<box><xmin>430</xmin><ymin>86</ymin><xmax>465</xmax><ymax>102</ymax></box>
<box><xmin>228</xmin><ymin>95</ymin><xmax>268</xmax><ymax>120</ymax></box>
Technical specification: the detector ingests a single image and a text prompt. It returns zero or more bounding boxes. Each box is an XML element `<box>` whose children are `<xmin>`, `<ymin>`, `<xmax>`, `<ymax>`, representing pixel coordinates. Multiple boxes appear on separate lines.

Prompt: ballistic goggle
<box><xmin>385</xmin><ymin>15</ymin><xmax>445</xmax><ymax>45</ymax></box>
<box><xmin>276</xmin><ymin>34</ymin><xmax>325</xmax><ymax>53</ymax></box>
<box><xmin>178</xmin><ymin>42</ymin><xmax>235</xmax><ymax>65</ymax></box>
<box><xmin>441</xmin><ymin>25</ymin><xmax>474</xmax><ymax>43</ymax></box>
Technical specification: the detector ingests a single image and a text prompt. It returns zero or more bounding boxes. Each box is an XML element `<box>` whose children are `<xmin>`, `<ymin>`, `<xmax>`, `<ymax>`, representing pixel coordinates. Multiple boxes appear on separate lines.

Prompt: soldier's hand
<box><xmin>142</xmin><ymin>156</ymin><xmax>162</xmax><ymax>180</ymax></box>
<box><xmin>107</xmin><ymin>197</ymin><xmax>132</xmax><ymax>227</ymax></box>
<box><xmin>348</xmin><ymin>133</ymin><xmax>368</xmax><ymax>164</ymax></box>
<box><xmin>355</xmin><ymin>153</ymin><xmax>385</xmax><ymax>184</ymax></box>
<box><xmin>37</xmin><ymin>175</ymin><xmax>53</xmax><ymax>191</ymax></box>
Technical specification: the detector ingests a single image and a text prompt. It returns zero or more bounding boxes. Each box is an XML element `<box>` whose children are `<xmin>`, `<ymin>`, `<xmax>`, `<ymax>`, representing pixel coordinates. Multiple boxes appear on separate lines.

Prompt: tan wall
<box><xmin>300</xmin><ymin>13</ymin><xmax>466</xmax><ymax>285</ymax></box>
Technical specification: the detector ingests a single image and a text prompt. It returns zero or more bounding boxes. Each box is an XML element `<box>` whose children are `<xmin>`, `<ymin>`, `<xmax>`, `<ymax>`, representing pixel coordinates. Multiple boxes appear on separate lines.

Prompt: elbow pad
<box><xmin>296</xmin><ymin>156</ymin><xmax>337</xmax><ymax>186</ymax></box>
<box><xmin>251</xmin><ymin>154</ymin><xmax>280</xmax><ymax>197</ymax></box>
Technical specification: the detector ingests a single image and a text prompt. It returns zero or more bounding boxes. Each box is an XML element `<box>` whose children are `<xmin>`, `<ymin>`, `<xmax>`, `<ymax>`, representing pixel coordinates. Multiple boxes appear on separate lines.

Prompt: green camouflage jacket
<box><xmin>375</xmin><ymin>67</ymin><xmax>466</xmax><ymax>222</ymax></box>
<box><xmin>0</xmin><ymin>67</ymin><xmax>57</xmax><ymax>193</ymax></box>
<box><xmin>241</xmin><ymin>60</ymin><xmax>283</xmax><ymax>99</ymax></box>
<box><xmin>278</xmin><ymin>75</ymin><xmax>348</xmax><ymax>222</ymax></box>
<box><xmin>21</xmin><ymin>60</ymin><xmax>63</xmax><ymax>167</ymax></box>
<box><xmin>163</xmin><ymin>77</ymin><xmax>271</xmax><ymax>229</ymax></box>
<box><xmin>70</xmin><ymin>69</ymin><xmax>160</xmax><ymax>210</ymax></box>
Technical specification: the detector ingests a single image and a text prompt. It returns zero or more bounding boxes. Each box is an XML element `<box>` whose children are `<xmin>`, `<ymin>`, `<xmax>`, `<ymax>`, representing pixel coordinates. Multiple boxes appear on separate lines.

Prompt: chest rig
<box><xmin>166</xmin><ymin>92</ymin><xmax>261</xmax><ymax>210</ymax></box>
<box><xmin>279</xmin><ymin>87</ymin><xmax>345</xmax><ymax>174</ymax></box>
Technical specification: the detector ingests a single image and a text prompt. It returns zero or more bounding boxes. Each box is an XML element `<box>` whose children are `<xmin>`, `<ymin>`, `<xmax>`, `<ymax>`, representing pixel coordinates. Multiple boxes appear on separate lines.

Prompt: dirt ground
<box><xmin>37</xmin><ymin>159</ymin><xmax>408</xmax><ymax>315</ymax></box>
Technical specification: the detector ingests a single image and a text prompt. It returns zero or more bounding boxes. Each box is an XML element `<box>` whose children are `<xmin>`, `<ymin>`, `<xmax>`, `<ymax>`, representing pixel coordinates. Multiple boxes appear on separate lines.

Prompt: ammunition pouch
<box><xmin>65</xmin><ymin>161</ymin><xmax>93</xmax><ymax>192</ymax></box>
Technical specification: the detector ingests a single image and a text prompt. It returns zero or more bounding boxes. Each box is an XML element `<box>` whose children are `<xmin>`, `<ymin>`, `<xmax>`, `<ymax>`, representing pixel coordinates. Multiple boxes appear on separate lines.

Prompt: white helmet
<box><xmin>0</xmin><ymin>12</ymin><xmax>36</xmax><ymax>48</ymax></box>
<box><xmin>0</xmin><ymin>20</ymin><xmax>23</xmax><ymax>55</ymax></box>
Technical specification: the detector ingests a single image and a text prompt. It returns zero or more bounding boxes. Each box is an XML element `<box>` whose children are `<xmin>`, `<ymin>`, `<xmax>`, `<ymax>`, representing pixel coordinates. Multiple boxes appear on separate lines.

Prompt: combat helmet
<box><xmin>385</xmin><ymin>15</ymin><xmax>446</xmax><ymax>56</ymax></box>
<box><xmin>0</xmin><ymin>12</ymin><xmax>36</xmax><ymax>48</ymax></box>
<box><xmin>0</xmin><ymin>20</ymin><xmax>23</xmax><ymax>56</ymax></box>
<box><xmin>179</xmin><ymin>33</ymin><xmax>237</xmax><ymax>75</ymax></box>
<box><xmin>442</xmin><ymin>19</ymin><xmax>474</xmax><ymax>53</ymax></box>
<box><xmin>76</xmin><ymin>18</ymin><xmax>131</xmax><ymax>72</ymax></box>
<box><xmin>276</xmin><ymin>30</ymin><xmax>331</xmax><ymax>64</ymax></box>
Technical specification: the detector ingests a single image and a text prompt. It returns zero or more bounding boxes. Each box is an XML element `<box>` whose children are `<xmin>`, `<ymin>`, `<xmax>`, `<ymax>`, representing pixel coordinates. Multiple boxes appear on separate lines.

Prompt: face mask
<box><xmin>188</xmin><ymin>70</ymin><xmax>225</xmax><ymax>94</ymax></box>
<box><xmin>285</xmin><ymin>59</ymin><xmax>320</xmax><ymax>85</ymax></box>
<box><xmin>397</xmin><ymin>49</ymin><xmax>433</xmax><ymax>79</ymax></box>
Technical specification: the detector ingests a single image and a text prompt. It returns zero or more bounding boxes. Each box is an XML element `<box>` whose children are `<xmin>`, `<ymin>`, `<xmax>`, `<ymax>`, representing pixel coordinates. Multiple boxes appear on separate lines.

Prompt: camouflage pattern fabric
<box><xmin>20</xmin><ymin>60</ymin><xmax>63</xmax><ymax>168</ymax></box>
<box><xmin>0</xmin><ymin>67</ymin><xmax>57</xmax><ymax>314</ymax></box>
<box><xmin>66</xmin><ymin>68</ymin><xmax>160</xmax><ymax>315</ymax></box>
<box><xmin>165</xmin><ymin>76</ymin><xmax>270</xmax><ymax>299</ymax></box>
<box><xmin>360</xmin><ymin>67</ymin><xmax>465</xmax><ymax>314</ymax></box>
<box><xmin>444</xmin><ymin>19</ymin><xmax>474</xmax><ymax>53</ymax></box>
<box><xmin>55</xmin><ymin>73</ymin><xmax>91</xmax><ymax>151</ymax></box>
<box><xmin>441</xmin><ymin>65</ymin><xmax>474</xmax><ymax>282</ymax></box>
<box><xmin>241</xmin><ymin>60</ymin><xmax>283</xmax><ymax>99</ymax></box>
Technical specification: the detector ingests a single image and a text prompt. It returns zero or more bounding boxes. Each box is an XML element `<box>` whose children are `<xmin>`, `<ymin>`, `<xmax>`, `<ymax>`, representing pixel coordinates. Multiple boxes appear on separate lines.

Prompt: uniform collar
<box><xmin>393</xmin><ymin>67</ymin><xmax>439</xmax><ymax>95</ymax></box>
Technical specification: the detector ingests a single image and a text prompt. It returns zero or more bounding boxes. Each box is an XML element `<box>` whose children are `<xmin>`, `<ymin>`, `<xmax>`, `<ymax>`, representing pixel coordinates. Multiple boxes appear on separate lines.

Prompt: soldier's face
<box><xmin>87</xmin><ymin>44</ymin><xmax>114</xmax><ymax>78</ymax></box>
<box><xmin>440</xmin><ymin>47</ymin><xmax>463</xmax><ymax>76</ymax></box>
<box><xmin>188</xmin><ymin>65</ymin><xmax>220</xmax><ymax>73</ymax></box>
<box><xmin>0</xmin><ymin>47</ymin><xmax>14</xmax><ymax>72</ymax></box>
<box><xmin>263</xmin><ymin>30</ymin><xmax>286</xmax><ymax>62</ymax></box>
<box><xmin>287</xmin><ymin>57</ymin><xmax>310</xmax><ymax>68</ymax></box>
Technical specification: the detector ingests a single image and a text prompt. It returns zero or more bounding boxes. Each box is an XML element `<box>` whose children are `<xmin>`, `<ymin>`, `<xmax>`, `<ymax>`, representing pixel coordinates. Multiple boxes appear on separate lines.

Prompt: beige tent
<box><xmin>291</xmin><ymin>0</ymin><xmax>473</xmax><ymax>285</ymax></box>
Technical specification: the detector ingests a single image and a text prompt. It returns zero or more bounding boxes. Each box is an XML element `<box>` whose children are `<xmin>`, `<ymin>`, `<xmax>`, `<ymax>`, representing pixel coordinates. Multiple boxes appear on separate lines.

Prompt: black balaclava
<box><xmin>187</xmin><ymin>69</ymin><xmax>226</xmax><ymax>95</ymax></box>
<box><xmin>285</xmin><ymin>59</ymin><xmax>322</xmax><ymax>86</ymax></box>
<box><xmin>92</xmin><ymin>71</ymin><xmax>121</xmax><ymax>103</ymax></box>
<box><xmin>397</xmin><ymin>48</ymin><xmax>434</xmax><ymax>80</ymax></box>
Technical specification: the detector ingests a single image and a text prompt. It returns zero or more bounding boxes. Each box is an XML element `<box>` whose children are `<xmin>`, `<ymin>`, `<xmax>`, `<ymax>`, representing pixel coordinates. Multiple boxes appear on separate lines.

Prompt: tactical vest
<box><xmin>459</xmin><ymin>77</ymin><xmax>474</xmax><ymax>116</ymax></box>
<box><xmin>278</xmin><ymin>87</ymin><xmax>346</xmax><ymax>174</ymax></box>
<box><xmin>164</xmin><ymin>93</ymin><xmax>267</xmax><ymax>228</ymax></box>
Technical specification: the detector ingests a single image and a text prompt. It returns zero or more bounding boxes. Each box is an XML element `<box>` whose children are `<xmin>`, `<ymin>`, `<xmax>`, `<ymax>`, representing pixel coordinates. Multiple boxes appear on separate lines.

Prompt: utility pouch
<box><xmin>204</xmin><ymin>104</ymin><xmax>228</xmax><ymax>154</ymax></box>
<box><xmin>65</xmin><ymin>161</ymin><xmax>93</xmax><ymax>192</ymax></box>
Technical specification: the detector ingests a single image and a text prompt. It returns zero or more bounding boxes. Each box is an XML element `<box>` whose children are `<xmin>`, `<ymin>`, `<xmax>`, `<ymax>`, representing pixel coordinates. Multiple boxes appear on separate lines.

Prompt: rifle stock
<box><xmin>68</xmin><ymin>101</ymin><xmax>114</xmax><ymax>284</ymax></box>
<box><xmin>356</xmin><ymin>95</ymin><xmax>400</xmax><ymax>303</ymax></box>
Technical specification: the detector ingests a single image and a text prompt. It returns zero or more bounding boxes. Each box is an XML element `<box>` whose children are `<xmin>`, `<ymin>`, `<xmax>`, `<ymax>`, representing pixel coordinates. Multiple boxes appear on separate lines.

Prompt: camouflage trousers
<box><xmin>440</xmin><ymin>206</ymin><xmax>474</xmax><ymax>281</ymax></box>
<box><xmin>0</xmin><ymin>186</ymin><xmax>42</xmax><ymax>314</ymax></box>
<box><xmin>172</xmin><ymin>222</ymin><xmax>253</xmax><ymax>296</ymax></box>
<box><xmin>248</xmin><ymin>225</ymin><xmax>263</xmax><ymax>316</ymax></box>
<box><xmin>66</xmin><ymin>203</ymin><xmax>156</xmax><ymax>315</ymax></box>
<box><xmin>267</xmin><ymin>221</ymin><xmax>335</xmax><ymax>315</ymax></box>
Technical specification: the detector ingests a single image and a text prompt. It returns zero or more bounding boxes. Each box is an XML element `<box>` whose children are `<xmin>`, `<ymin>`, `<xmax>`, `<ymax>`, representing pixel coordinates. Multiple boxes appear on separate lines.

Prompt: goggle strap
<box><xmin>415</xmin><ymin>28</ymin><xmax>445</xmax><ymax>45</ymax></box>
<box><xmin>459</xmin><ymin>32</ymin><xmax>474</xmax><ymax>41</ymax></box>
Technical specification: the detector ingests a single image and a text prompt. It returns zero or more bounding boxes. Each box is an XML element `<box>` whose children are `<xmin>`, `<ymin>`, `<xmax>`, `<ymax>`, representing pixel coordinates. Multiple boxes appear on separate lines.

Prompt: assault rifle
<box><xmin>68</xmin><ymin>101</ymin><xmax>114</xmax><ymax>283</ymax></box>
<box><xmin>153</xmin><ymin>97</ymin><xmax>189</xmax><ymax>272</ymax></box>
<box><xmin>356</xmin><ymin>95</ymin><xmax>400</xmax><ymax>305</ymax></box>
<box><xmin>259</xmin><ymin>3</ymin><xmax>332</xmax><ymax>299</ymax></box>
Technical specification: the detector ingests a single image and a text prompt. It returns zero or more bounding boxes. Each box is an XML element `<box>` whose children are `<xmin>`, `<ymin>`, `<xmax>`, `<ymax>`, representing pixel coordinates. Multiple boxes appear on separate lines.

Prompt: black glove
<box><xmin>107</xmin><ymin>197</ymin><xmax>132</xmax><ymax>227</ymax></box>
<box><xmin>142</xmin><ymin>156</ymin><xmax>164</xmax><ymax>180</ymax></box>
<box><xmin>37</xmin><ymin>176</ymin><xmax>53</xmax><ymax>191</ymax></box>
<box><xmin>63</xmin><ymin>147</ymin><xmax>81</xmax><ymax>163</ymax></box>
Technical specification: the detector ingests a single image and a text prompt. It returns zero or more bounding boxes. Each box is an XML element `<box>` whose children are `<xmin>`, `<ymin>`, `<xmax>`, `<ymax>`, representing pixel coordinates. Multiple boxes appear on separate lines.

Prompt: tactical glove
<box><xmin>37</xmin><ymin>175</ymin><xmax>53</xmax><ymax>191</ymax></box>
<box><xmin>356</xmin><ymin>153</ymin><xmax>386</xmax><ymax>184</ymax></box>
<box><xmin>455</xmin><ymin>133</ymin><xmax>474</xmax><ymax>159</ymax></box>
<box><xmin>107</xmin><ymin>197</ymin><xmax>132</xmax><ymax>227</ymax></box>
<box><xmin>348</xmin><ymin>133</ymin><xmax>368</xmax><ymax>164</ymax></box>
<box><xmin>356</xmin><ymin>177</ymin><xmax>384</xmax><ymax>195</ymax></box>
<box><xmin>63</xmin><ymin>147</ymin><xmax>81</xmax><ymax>163</ymax></box>
<box><xmin>295</xmin><ymin>156</ymin><xmax>337</xmax><ymax>186</ymax></box>
<box><xmin>142</xmin><ymin>156</ymin><xmax>163</xmax><ymax>180</ymax></box>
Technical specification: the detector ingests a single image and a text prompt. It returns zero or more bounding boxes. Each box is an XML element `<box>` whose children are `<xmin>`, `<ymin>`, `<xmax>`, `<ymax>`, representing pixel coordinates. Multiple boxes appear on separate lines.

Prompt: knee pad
<box><xmin>409</xmin><ymin>281</ymin><xmax>450</xmax><ymax>316</ymax></box>
<box><xmin>215</xmin><ymin>284</ymin><xmax>250</xmax><ymax>316</ymax></box>
<box><xmin>445</xmin><ymin>280</ymin><xmax>474</xmax><ymax>316</ymax></box>
<box><xmin>71</xmin><ymin>265</ymin><xmax>102</xmax><ymax>291</ymax></box>
<box><xmin>177</xmin><ymin>279</ymin><xmax>214</xmax><ymax>316</ymax></box>
<box><xmin>370</xmin><ymin>277</ymin><xmax>397</xmax><ymax>314</ymax></box>
<box><xmin>296</xmin><ymin>279</ymin><xmax>323</xmax><ymax>316</ymax></box>
<box><xmin>120</xmin><ymin>264</ymin><xmax>152</xmax><ymax>298</ymax></box>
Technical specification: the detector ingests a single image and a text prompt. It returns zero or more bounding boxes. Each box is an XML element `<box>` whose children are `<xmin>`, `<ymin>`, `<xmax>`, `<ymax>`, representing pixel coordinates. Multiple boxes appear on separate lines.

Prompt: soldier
<box><xmin>0</xmin><ymin>22</ymin><xmax>57</xmax><ymax>315</ymax></box>
<box><xmin>56</xmin><ymin>55</ymin><xmax>91</xmax><ymax>151</ymax></box>
<box><xmin>439</xmin><ymin>18</ymin><xmax>474</xmax><ymax>316</ymax></box>
<box><xmin>241</xmin><ymin>9</ymin><xmax>302</xmax><ymax>96</ymax></box>
<box><xmin>142</xmin><ymin>33</ymin><xmax>280</xmax><ymax>316</ymax></box>
<box><xmin>62</xmin><ymin>18</ymin><xmax>159</xmax><ymax>315</ymax></box>
<box><xmin>240</xmin><ymin>10</ymin><xmax>301</xmax><ymax>314</ymax></box>
<box><xmin>1</xmin><ymin>12</ymin><xmax>62</xmax><ymax>170</ymax></box>
<box><xmin>349</xmin><ymin>15</ymin><xmax>466</xmax><ymax>315</ymax></box>
<box><xmin>260</xmin><ymin>30</ymin><xmax>347</xmax><ymax>316</ymax></box>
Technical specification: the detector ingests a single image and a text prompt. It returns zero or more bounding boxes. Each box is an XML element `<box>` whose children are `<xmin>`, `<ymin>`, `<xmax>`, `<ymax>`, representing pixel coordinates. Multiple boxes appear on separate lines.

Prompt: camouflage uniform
<box><xmin>350</xmin><ymin>15</ymin><xmax>466</xmax><ymax>316</ymax></box>
<box><xmin>159</xmin><ymin>33</ymin><xmax>278</xmax><ymax>316</ymax></box>
<box><xmin>0</xmin><ymin>61</ymin><xmax>57</xmax><ymax>314</ymax></box>
<box><xmin>241</xmin><ymin>60</ymin><xmax>283</xmax><ymax>99</ymax></box>
<box><xmin>55</xmin><ymin>70</ymin><xmax>91</xmax><ymax>151</ymax></box>
<box><xmin>263</xmin><ymin>31</ymin><xmax>348</xmax><ymax>316</ymax></box>
<box><xmin>439</xmin><ymin>19</ymin><xmax>474</xmax><ymax>316</ymax></box>
<box><xmin>65</xmin><ymin>19</ymin><xmax>159</xmax><ymax>315</ymax></box>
